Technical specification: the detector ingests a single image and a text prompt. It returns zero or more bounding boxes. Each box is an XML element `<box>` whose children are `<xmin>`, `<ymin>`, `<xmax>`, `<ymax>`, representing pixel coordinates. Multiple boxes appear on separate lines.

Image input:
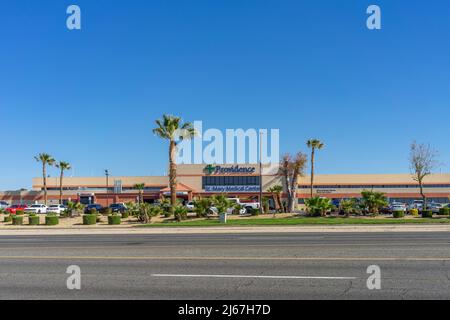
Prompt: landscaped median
<box><xmin>138</xmin><ymin>216</ymin><xmax>450</xmax><ymax>227</ymax></box>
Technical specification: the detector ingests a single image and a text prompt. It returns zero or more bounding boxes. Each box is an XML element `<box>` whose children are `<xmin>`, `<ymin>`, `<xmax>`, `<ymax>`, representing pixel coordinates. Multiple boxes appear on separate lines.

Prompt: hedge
<box><xmin>392</xmin><ymin>210</ymin><xmax>405</xmax><ymax>218</ymax></box>
<box><xmin>421</xmin><ymin>210</ymin><xmax>433</xmax><ymax>218</ymax></box>
<box><xmin>28</xmin><ymin>215</ymin><xmax>40</xmax><ymax>225</ymax></box>
<box><xmin>16</xmin><ymin>210</ymin><xmax>25</xmax><ymax>216</ymax></box>
<box><xmin>439</xmin><ymin>207</ymin><xmax>450</xmax><ymax>215</ymax></box>
<box><xmin>12</xmin><ymin>215</ymin><xmax>24</xmax><ymax>225</ymax></box>
<box><xmin>45</xmin><ymin>215</ymin><xmax>59</xmax><ymax>226</ymax></box>
<box><xmin>121</xmin><ymin>211</ymin><xmax>129</xmax><ymax>219</ymax></box>
<box><xmin>3</xmin><ymin>215</ymin><xmax>12</xmax><ymax>223</ymax></box>
<box><xmin>83</xmin><ymin>214</ymin><xmax>97</xmax><ymax>225</ymax></box>
<box><xmin>108</xmin><ymin>215</ymin><xmax>121</xmax><ymax>225</ymax></box>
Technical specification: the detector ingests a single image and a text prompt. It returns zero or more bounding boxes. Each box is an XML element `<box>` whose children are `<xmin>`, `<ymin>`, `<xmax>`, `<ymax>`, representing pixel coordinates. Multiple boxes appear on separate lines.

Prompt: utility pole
<box><xmin>105</xmin><ymin>169</ymin><xmax>109</xmax><ymax>207</ymax></box>
<box><xmin>259</xmin><ymin>131</ymin><xmax>263</xmax><ymax>214</ymax></box>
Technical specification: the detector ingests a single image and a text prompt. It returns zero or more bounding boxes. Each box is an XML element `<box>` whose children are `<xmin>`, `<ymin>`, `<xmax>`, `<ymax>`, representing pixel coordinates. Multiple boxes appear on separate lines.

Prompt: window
<box><xmin>202</xmin><ymin>176</ymin><xmax>261</xmax><ymax>188</ymax></box>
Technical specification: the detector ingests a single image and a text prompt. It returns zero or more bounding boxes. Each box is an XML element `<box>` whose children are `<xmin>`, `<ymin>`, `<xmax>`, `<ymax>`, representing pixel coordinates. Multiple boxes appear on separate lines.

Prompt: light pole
<box><xmin>259</xmin><ymin>131</ymin><xmax>263</xmax><ymax>214</ymax></box>
<box><xmin>105</xmin><ymin>169</ymin><xmax>110</xmax><ymax>207</ymax></box>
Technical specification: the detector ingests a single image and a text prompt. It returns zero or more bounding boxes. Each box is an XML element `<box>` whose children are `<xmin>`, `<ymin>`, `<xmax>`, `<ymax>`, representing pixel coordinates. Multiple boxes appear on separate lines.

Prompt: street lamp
<box><xmin>105</xmin><ymin>169</ymin><xmax>110</xmax><ymax>207</ymax></box>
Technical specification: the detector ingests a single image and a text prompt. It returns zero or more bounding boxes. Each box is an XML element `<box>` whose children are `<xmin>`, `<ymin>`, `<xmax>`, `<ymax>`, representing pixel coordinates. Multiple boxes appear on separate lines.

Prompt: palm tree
<box><xmin>306</xmin><ymin>139</ymin><xmax>325</xmax><ymax>198</ymax></box>
<box><xmin>267</xmin><ymin>185</ymin><xmax>284</xmax><ymax>215</ymax></box>
<box><xmin>153</xmin><ymin>114</ymin><xmax>196</xmax><ymax>220</ymax></box>
<box><xmin>305</xmin><ymin>196</ymin><xmax>333</xmax><ymax>217</ymax></box>
<box><xmin>34</xmin><ymin>153</ymin><xmax>55</xmax><ymax>205</ymax></box>
<box><xmin>360</xmin><ymin>190</ymin><xmax>388</xmax><ymax>215</ymax></box>
<box><xmin>134</xmin><ymin>183</ymin><xmax>145</xmax><ymax>204</ymax></box>
<box><xmin>55</xmin><ymin>161</ymin><xmax>71</xmax><ymax>205</ymax></box>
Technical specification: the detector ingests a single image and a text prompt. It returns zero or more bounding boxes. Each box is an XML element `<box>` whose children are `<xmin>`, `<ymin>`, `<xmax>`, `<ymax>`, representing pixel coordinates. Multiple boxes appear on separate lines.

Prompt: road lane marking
<box><xmin>1</xmin><ymin>255</ymin><xmax>450</xmax><ymax>261</ymax></box>
<box><xmin>151</xmin><ymin>274</ymin><xmax>357</xmax><ymax>280</ymax></box>
<box><xmin>1</xmin><ymin>243</ymin><xmax>449</xmax><ymax>250</ymax></box>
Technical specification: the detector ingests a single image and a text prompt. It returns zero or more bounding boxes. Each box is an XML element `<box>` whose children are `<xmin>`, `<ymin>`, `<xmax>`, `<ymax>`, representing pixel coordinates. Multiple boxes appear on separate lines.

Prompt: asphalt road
<box><xmin>0</xmin><ymin>232</ymin><xmax>450</xmax><ymax>300</ymax></box>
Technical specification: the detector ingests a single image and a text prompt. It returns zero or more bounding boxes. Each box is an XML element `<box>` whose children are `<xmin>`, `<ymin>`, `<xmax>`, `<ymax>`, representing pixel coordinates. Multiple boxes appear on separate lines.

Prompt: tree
<box><xmin>409</xmin><ymin>142</ymin><xmax>438</xmax><ymax>210</ymax></box>
<box><xmin>193</xmin><ymin>198</ymin><xmax>213</xmax><ymax>217</ymax></box>
<box><xmin>305</xmin><ymin>197</ymin><xmax>333</xmax><ymax>217</ymax></box>
<box><xmin>66</xmin><ymin>201</ymin><xmax>85</xmax><ymax>217</ymax></box>
<box><xmin>153</xmin><ymin>114</ymin><xmax>196</xmax><ymax>221</ymax></box>
<box><xmin>134</xmin><ymin>183</ymin><xmax>145</xmax><ymax>204</ymax></box>
<box><xmin>55</xmin><ymin>161</ymin><xmax>71</xmax><ymax>205</ymax></box>
<box><xmin>339</xmin><ymin>199</ymin><xmax>357</xmax><ymax>218</ymax></box>
<box><xmin>34</xmin><ymin>153</ymin><xmax>55</xmax><ymax>205</ymax></box>
<box><xmin>360</xmin><ymin>190</ymin><xmax>388</xmax><ymax>215</ymax></box>
<box><xmin>306</xmin><ymin>139</ymin><xmax>325</xmax><ymax>198</ymax></box>
<box><xmin>280</xmin><ymin>153</ymin><xmax>308</xmax><ymax>213</ymax></box>
<box><xmin>211</xmin><ymin>194</ymin><xmax>233</xmax><ymax>214</ymax></box>
<box><xmin>267</xmin><ymin>185</ymin><xmax>284</xmax><ymax>215</ymax></box>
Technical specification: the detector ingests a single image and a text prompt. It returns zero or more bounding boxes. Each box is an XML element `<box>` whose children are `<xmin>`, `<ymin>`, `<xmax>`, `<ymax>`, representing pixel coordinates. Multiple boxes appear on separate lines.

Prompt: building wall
<box><xmin>2</xmin><ymin>165</ymin><xmax>449</xmax><ymax>206</ymax></box>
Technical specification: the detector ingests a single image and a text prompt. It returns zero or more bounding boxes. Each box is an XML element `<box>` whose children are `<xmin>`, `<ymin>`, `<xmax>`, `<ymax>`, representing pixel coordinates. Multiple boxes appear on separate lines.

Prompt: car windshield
<box><xmin>49</xmin><ymin>205</ymin><xmax>59</xmax><ymax>208</ymax></box>
<box><xmin>31</xmin><ymin>205</ymin><xmax>41</xmax><ymax>208</ymax></box>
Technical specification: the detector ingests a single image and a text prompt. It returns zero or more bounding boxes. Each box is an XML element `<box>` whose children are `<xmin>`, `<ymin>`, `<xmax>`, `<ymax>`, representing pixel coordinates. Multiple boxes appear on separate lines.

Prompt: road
<box><xmin>0</xmin><ymin>232</ymin><xmax>450</xmax><ymax>299</ymax></box>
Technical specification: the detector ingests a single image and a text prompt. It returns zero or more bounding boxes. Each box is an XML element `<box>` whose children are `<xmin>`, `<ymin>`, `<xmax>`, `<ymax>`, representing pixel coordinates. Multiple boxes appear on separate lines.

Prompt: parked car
<box><xmin>109</xmin><ymin>203</ymin><xmax>127</xmax><ymax>213</ymax></box>
<box><xmin>408</xmin><ymin>200</ymin><xmax>423</xmax><ymax>210</ymax></box>
<box><xmin>47</xmin><ymin>204</ymin><xmax>67</xmax><ymax>215</ymax></box>
<box><xmin>210</xmin><ymin>198</ymin><xmax>249</xmax><ymax>215</ymax></box>
<box><xmin>428</xmin><ymin>202</ymin><xmax>444</xmax><ymax>213</ymax></box>
<box><xmin>5</xmin><ymin>204</ymin><xmax>28</xmax><ymax>214</ymax></box>
<box><xmin>185</xmin><ymin>201</ymin><xmax>195</xmax><ymax>212</ymax></box>
<box><xmin>24</xmin><ymin>204</ymin><xmax>48</xmax><ymax>214</ymax></box>
<box><xmin>0</xmin><ymin>201</ymin><xmax>10</xmax><ymax>209</ymax></box>
<box><xmin>389</xmin><ymin>202</ymin><xmax>407</xmax><ymax>213</ymax></box>
<box><xmin>84</xmin><ymin>204</ymin><xmax>103</xmax><ymax>214</ymax></box>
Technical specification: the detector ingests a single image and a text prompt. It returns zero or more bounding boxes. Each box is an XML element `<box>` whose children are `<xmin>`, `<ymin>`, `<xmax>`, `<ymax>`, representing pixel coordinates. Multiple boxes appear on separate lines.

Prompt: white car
<box><xmin>408</xmin><ymin>200</ymin><xmax>423</xmax><ymax>210</ymax></box>
<box><xmin>24</xmin><ymin>204</ymin><xmax>48</xmax><ymax>214</ymax></box>
<box><xmin>428</xmin><ymin>202</ymin><xmax>444</xmax><ymax>213</ymax></box>
<box><xmin>47</xmin><ymin>204</ymin><xmax>67</xmax><ymax>215</ymax></box>
<box><xmin>185</xmin><ymin>201</ymin><xmax>195</xmax><ymax>211</ymax></box>
<box><xmin>390</xmin><ymin>203</ymin><xmax>406</xmax><ymax>212</ymax></box>
<box><xmin>0</xmin><ymin>201</ymin><xmax>9</xmax><ymax>209</ymax></box>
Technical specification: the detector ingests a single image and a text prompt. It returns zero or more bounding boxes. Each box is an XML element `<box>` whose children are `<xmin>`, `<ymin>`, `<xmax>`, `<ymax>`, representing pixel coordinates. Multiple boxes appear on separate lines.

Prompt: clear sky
<box><xmin>1</xmin><ymin>0</ymin><xmax>449</xmax><ymax>190</ymax></box>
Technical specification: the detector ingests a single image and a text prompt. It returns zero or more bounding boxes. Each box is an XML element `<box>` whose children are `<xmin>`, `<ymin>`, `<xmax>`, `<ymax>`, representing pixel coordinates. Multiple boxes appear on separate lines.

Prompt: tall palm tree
<box><xmin>55</xmin><ymin>161</ymin><xmax>71</xmax><ymax>205</ymax></box>
<box><xmin>306</xmin><ymin>139</ymin><xmax>325</xmax><ymax>198</ymax></box>
<box><xmin>153</xmin><ymin>114</ymin><xmax>196</xmax><ymax>219</ymax></box>
<box><xmin>134</xmin><ymin>183</ymin><xmax>145</xmax><ymax>204</ymax></box>
<box><xmin>34</xmin><ymin>153</ymin><xmax>55</xmax><ymax>205</ymax></box>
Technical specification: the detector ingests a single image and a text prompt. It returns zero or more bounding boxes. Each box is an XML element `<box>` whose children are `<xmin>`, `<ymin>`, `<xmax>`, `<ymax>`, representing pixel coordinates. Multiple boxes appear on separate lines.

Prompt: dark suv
<box><xmin>109</xmin><ymin>203</ymin><xmax>127</xmax><ymax>213</ymax></box>
<box><xmin>84</xmin><ymin>204</ymin><xmax>103</xmax><ymax>213</ymax></box>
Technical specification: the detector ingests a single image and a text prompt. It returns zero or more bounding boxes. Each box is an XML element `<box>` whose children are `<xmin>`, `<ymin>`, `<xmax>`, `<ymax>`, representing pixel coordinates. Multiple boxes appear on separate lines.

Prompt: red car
<box><xmin>6</xmin><ymin>204</ymin><xmax>28</xmax><ymax>214</ymax></box>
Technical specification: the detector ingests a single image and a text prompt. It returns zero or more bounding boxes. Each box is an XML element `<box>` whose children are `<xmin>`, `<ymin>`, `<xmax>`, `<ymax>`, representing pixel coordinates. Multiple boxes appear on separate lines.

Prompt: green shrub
<box><xmin>83</xmin><ymin>214</ymin><xmax>97</xmax><ymax>225</ymax></box>
<box><xmin>12</xmin><ymin>215</ymin><xmax>24</xmax><ymax>225</ymax></box>
<box><xmin>15</xmin><ymin>210</ymin><xmax>24</xmax><ymax>216</ymax></box>
<box><xmin>439</xmin><ymin>207</ymin><xmax>450</xmax><ymax>216</ymax></box>
<box><xmin>392</xmin><ymin>210</ymin><xmax>405</xmax><ymax>218</ymax></box>
<box><xmin>121</xmin><ymin>211</ymin><xmax>129</xmax><ymax>219</ymax></box>
<box><xmin>251</xmin><ymin>208</ymin><xmax>261</xmax><ymax>216</ymax></box>
<box><xmin>409</xmin><ymin>208</ymin><xmax>419</xmax><ymax>216</ymax></box>
<box><xmin>45</xmin><ymin>215</ymin><xmax>59</xmax><ymax>226</ymax></box>
<box><xmin>89</xmin><ymin>208</ymin><xmax>98</xmax><ymax>215</ymax></box>
<box><xmin>28</xmin><ymin>215</ymin><xmax>40</xmax><ymax>226</ymax></box>
<box><xmin>3</xmin><ymin>215</ymin><xmax>12</xmax><ymax>223</ymax></box>
<box><xmin>108</xmin><ymin>215</ymin><xmax>121</xmax><ymax>225</ymax></box>
<box><xmin>421</xmin><ymin>210</ymin><xmax>433</xmax><ymax>218</ymax></box>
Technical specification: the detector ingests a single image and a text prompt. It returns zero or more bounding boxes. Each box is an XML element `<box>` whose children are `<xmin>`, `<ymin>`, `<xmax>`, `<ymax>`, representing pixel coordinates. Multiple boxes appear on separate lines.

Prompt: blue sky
<box><xmin>1</xmin><ymin>0</ymin><xmax>449</xmax><ymax>190</ymax></box>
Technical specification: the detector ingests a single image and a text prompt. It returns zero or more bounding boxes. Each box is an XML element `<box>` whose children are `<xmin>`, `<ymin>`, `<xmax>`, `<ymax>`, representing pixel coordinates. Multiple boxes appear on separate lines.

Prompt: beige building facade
<box><xmin>1</xmin><ymin>164</ymin><xmax>450</xmax><ymax>206</ymax></box>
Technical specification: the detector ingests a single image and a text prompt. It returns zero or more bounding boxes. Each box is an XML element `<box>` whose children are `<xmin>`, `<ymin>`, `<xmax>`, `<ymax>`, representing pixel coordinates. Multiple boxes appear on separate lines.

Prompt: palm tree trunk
<box><xmin>59</xmin><ymin>169</ymin><xmax>64</xmax><ymax>205</ymax></box>
<box><xmin>43</xmin><ymin>163</ymin><xmax>47</xmax><ymax>205</ymax></box>
<box><xmin>310</xmin><ymin>148</ymin><xmax>315</xmax><ymax>198</ymax></box>
<box><xmin>169</xmin><ymin>140</ymin><xmax>178</xmax><ymax>219</ymax></box>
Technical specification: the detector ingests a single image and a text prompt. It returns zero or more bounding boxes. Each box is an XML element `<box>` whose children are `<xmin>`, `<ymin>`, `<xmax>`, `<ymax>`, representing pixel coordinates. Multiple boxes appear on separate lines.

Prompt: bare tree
<box><xmin>280</xmin><ymin>152</ymin><xmax>308</xmax><ymax>213</ymax></box>
<box><xmin>409</xmin><ymin>142</ymin><xmax>438</xmax><ymax>210</ymax></box>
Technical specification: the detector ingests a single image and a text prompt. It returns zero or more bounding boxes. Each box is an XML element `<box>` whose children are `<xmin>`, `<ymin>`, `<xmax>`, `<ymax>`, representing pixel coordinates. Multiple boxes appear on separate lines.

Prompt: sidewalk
<box><xmin>1</xmin><ymin>224</ymin><xmax>450</xmax><ymax>235</ymax></box>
